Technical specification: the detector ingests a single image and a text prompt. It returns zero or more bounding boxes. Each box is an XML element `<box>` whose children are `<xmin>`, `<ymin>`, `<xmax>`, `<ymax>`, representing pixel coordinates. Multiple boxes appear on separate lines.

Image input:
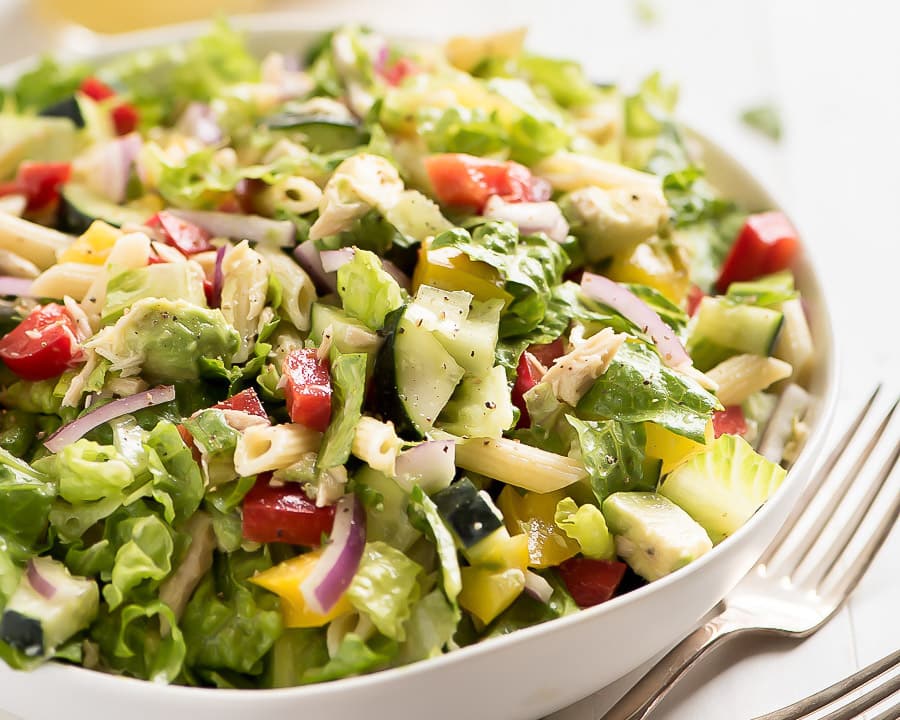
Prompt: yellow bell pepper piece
<box><xmin>606</xmin><ymin>239</ymin><xmax>690</xmax><ymax>305</ymax></box>
<box><xmin>458</xmin><ymin>566</ymin><xmax>526</xmax><ymax>625</ymax></box>
<box><xmin>465</xmin><ymin>528</ymin><xmax>530</xmax><ymax>571</ymax></box>
<box><xmin>412</xmin><ymin>245</ymin><xmax>512</xmax><ymax>307</ymax></box>
<box><xmin>497</xmin><ymin>487</ymin><xmax>580</xmax><ymax>568</ymax></box>
<box><xmin>59</xmin><ymin>220</ymin><xmax>122</xmax><ymax>265</ymax></box>
<box><xmin>644</xmin><ymin>421</ymin><xmax>713</xmax><ymax>475</ymax></box>
<box><xmin>249</xmin><ymin>548</ymin><xmax>352</xmax><ymax>628</ymax></box>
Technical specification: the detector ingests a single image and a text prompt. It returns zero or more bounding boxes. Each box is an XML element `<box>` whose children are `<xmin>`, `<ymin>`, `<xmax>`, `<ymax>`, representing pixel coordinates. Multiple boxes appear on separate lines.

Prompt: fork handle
<box><xmin>602</xmin><ymin>610</ymin><xmax>747</xmax><ymax>720</ymax></box>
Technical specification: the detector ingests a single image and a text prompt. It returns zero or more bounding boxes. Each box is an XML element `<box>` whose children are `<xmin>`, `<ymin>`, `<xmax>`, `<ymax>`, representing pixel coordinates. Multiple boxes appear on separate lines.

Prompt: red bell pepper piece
<box><xmin>423</xmin><ymin>153</ymin><xmax>551</xmax><ymax>212</ymax></box>
<box><xmin>715</xmin><ymin>211</ymin><xmax>801</xmax><ymax>293</ymax></box>
<box><xmin>382</xmin><ymin>57</ymin><xmax>420</xmax><ymax>86</ymax></box>
<box><xmin>0</xmin><ymin>303</ymin><xmax>82</xmax><ymax>381</ymax></box>
<box><xmin>283</xmin><ymin>349</ymin><xmax>332</xmax><ymax>432</ymax></box>
<box><xmin>78</xmin><ymin>76</ymin><xmax>140</xmax><ymax>135</ymax></box>
<box><xmin>558</xmin><ymin>557</ymin><xmax>628</xmax><ymax>608</ymax></box>
<box><xmin>712</xmin><ymin>405</ymin><xmax>748</xmax><ymax>438</ymax></box>
<box><xmin>242</xmin><ymin>475</ymin><xmax>336</xmax><ymax>546</ymax></box>
<box><xmin>685</xmin><ymin>284</ymin><xmax>705</xmax><ymax>316</ymax></box>
<box><xmin>527</xmin><ymin>337</ymin><xmax>566</xmax><ymax>369</ymax></box>
<box><xmin>0</xmin><ymin>162</ymin><xmax>72</xmax><ymax>212</ymax></box>
<box><xmin>146</xmin><ymin>211</ymin><xmax>214</xmax><ymax>256</ymax></box>
<box><xmin>213</xmin><ymin>388</ymin><xmax>268</xmax><ymax>420</ymax></box>
<box><xmin>512</xmin><ymin>351</ymin><xmax>542</xmax><ymax>427</ymax></box>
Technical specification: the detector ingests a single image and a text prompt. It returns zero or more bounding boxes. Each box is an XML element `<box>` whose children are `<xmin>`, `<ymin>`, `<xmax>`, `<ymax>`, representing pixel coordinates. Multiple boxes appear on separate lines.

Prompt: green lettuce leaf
<box><xmin>432</xmin><ymin>222</ymin><xmax>570</xmax><ymax>338</ymax></box>
<box><xmin>576</xmin><ymin>341</ymin><xmax>720</xmax><ymax>443</ymax></box>
<box><xmin>624</xmin><ymin>72</ymin><xmax>678</xmax><ymax>139</ymax></box>
<box><xmin>347</xmin><ymin>541</ymin><xmax>422</xmax><ymax>641</ymax></box>
<box><xmin>316</xmin><ymin>352</ymin><xmax>366</xmax><ymax>475</ymax></box>
<box><xmin>554</xmin><ymin>497</ymin><xmax>615</xmax><ymax>560</ymax></box>
<box><xmin>516</xmin><ymin>54</ymin><xmax>600</xmax><ymax>108</ymax></box>
<box><xmin>144</xmin><ymin>421</ymin><xmax>204</xmax><ymax>523</ymax></box>
<box><xmin>567</xmin><ymin>417</ymin><xmax>654</xmax><ymax>502</ymax></box>
<box><xmin>300</xmin><ymin>633</ymin><xmax>396</xmax><ymax>685</ymax></box>
<box><xmin>92</xmin><ymin>600</ymin><xmax>185</xmax><ymax>683</ymax></box>
<box><xmin>183</xmin><ymin>409</ymin><xmax>240</xmax><ymax>487</ymax></box>
<box><xmin>0</xmin><ymin>410</ymin><xmax>37</xmax><ymax>458</ymax></box>
<box><xmin>408</xmin><ymin>486</ymin><xmax>461</xmax><ymax>605</ymax></box>
<box><xmin>0</xmin><ymin>378</ymin><xmax>64</xmax><ymax>416</ymax></box>
<box><xmin>0</xmin><ymin>447</ymin><xmax>55</xmax><ymax>558</ymax></box>
<box><xmin>0</xmin><ymin>537</ymin><xmax>22</xmax><ymax>607</ymax></box>
<box><xmin>265</xmin><ymin>628</ymin><xmax>330</xmax><ymax>688</ymax></box>
<box><xmin>103</xmin><ymin>512</ymin><xmax>175</xmax><ymax>610</ymax></box>
<box><xmin>624</xmin><ymin>283</ymin><xmax>688</xmax><ymax>335</ymax></box>
<box><xmin>39</xmin><ymin>440</ymin><xmax>134</xmax><ymax>504</ymax></box>
<box><xmin>336</xmin><ymin>250</ymin><xmax>406</xmax><ymax>331</ymax></box>
<box><xmin>182</xmin><ymin>550</ymin><xmax>282</xmax><ymax>677</ymax></box>
<box><xmin>11</xmin><ymin>56</ymin><xmax>92</xmax><ymax>110</ymax></box>
<box><xmin>396</xmin><ymin>589</ymin><xmax>459</xmax><ymax>665</ymax></box>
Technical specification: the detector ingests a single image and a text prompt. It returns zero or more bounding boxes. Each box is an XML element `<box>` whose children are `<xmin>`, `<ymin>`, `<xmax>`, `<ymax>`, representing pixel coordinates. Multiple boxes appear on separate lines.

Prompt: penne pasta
<box><xmin>30</xmin><ymin>262</ymin><xmax>102</xmax><ymax>302</ymax></box>
<box><xmin>774</xmin><ymin>298</ymin><xmax>814</xmax><ymax>382</ymax></box>
<box><xmin>454</xmin><ymin>436</ymin><xmax>588</xmax><ymax>493</ymax></box>
<box><xmin>351</xmin><ymin>416</ymin><xmax>403</xmax><ymax>475</ymax></box>
<box><xmin>0</xmin><ymin>212</ymin><xmax>73</xmax><ymax>269</ymax></box>
<box><xmin>234</xmin><ymin>423</ymin><xmax>322</xmax><ymax>476</ymax></box>
<box><xmin>256</xmin><ymin>176</ymin><xmax>322</xmax><ymax>216</ymax></box>
<box><xmin>220</xmin><ymin>241</ymin><xmax>270</xmax><ymax>362</ymax></box>
<box><xmin>707</xmin><ymin>354</ymin><xmax>793</xmax><ymax>406</ymax></box>
<box><xmin>257</xmin><ymin>246</ymin><xmax>315</xmax><ymax>332</ymax></box>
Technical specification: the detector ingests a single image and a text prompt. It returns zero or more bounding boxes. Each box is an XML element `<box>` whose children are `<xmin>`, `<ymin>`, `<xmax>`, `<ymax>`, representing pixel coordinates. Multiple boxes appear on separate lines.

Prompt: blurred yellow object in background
<box><xmin>35</xmin><ymin>0</ymin><xmax>264</xmax><ymax>34</ymax></box>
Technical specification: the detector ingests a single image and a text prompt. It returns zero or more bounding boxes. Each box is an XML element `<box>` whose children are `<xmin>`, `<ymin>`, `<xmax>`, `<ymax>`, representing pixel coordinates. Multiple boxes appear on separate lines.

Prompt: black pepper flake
<box><xmin>484</xmin><ymin>401</ymin><xmax>496</xmax><ymax>409</ymax></box>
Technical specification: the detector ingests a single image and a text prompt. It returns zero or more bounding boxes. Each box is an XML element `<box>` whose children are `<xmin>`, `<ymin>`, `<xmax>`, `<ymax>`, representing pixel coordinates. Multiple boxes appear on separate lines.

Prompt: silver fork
<box><xmin>604</xmin><ymin>386</ymin><xmax>900</xmax><ymax>720</ymax></box>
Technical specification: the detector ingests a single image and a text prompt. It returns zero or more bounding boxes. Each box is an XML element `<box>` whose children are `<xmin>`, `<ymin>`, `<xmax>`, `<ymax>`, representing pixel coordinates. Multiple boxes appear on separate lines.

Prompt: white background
<box><xmin>0</xmin><ymin>1</ymin><xmax>897</xmax><ymax>717</ymax></box>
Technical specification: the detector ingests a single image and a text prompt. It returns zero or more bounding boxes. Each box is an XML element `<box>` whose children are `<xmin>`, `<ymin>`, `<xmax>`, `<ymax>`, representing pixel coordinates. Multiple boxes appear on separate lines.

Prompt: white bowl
<box><xmin>0</xmin><ymin>16</ymin><xmax>838</xmax><ymax>720</ymax></box>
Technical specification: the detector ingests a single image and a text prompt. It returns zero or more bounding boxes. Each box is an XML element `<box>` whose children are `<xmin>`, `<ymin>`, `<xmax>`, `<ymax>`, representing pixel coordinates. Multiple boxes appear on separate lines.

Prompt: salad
<box><xmin>0</xmin><ymin>23</ymin><xmax>815</xmax><ymax>688</ymax></box>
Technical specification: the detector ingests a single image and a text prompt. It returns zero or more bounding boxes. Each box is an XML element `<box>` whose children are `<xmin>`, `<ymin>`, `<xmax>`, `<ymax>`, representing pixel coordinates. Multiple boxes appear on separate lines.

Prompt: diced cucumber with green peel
<box><xmin>408</xmin><ymin>284</ymin><xmax>502</xmax><ymax>376</ymax></box>
<box><xmin>658</xmin><ymin>433</ymin><xmax>786</xmax><ymax>544</ymax></box>
<box><xmin>687</xmin><ymin>296</ymin><xmax>784</xmax><ymax>371</ymax></box>
<box><xmin>437</xmin><ymin>365</ymin><xmax>514</xmax><ymax>439</ymax></box>
<box><xmin>602</xmin><ymin>492</ymin><xmax>712</xmax><ymax>581</ymax></box>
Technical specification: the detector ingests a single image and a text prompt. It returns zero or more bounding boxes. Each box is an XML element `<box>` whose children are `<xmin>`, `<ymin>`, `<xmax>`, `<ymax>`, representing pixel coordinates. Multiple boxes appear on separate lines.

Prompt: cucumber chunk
<box><xmin>687</xmin><ymin>296</ymin><xmax>784</xmax><ymax>371</ymax></box>
<box><xmin>0</xmin><ymin>557</ymin><xmax>98</xmax><ymax>656</ymax></box>
<box><xmin>60</xmin><ymin>182</ymin><xmax>152</xmax><ymax>234</ymax></box>
<box><xmin>373</xmin><ymin>305</ymin><xmax>465</xmax><ymax>438</ymax></box>
<box><xmin>432</xmin><ymin>477</ymin><xmax>503</xmax><ymax>548</ymax></box>
<box><xmin>438</xmin><ymin>365</ymin><xmax>515</xmax><ymax>439</ymax></box>
<box><xmin>658</xmin><ymin>433</ymin><xmax>786</xmax><ymax>544</ymax></box>
<box><xmin>602</xmin><ymin>492</ymin><xmax>712</xmax><ymax>581</ymax></box>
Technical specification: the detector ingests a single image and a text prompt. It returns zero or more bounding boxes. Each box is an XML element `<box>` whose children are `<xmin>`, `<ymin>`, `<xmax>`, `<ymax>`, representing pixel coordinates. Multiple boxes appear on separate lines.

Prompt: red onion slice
<box><xmin>320</xmin><ymin>247</ymin><xmax>356</xmax><ymax>273</ymax></box>
<box><xmin>211</xmin><ymin>245</ymin><xmax>226</xmax><ymax>308</ymax></box>
<box><xmin>0</xmin><ymin>276</ymin><xmax>36</xmax><ymax>297</ymax></box>
<box><xmin>168</xmin><ymin>210</ymin><xmax>295</xmax><ymax>248</ymax></box>
<box><xmin>394</xmin><ymin>440</ymin><xmax>456</xmax><ymax>494</ymax></box>
<box><xmin>293</xmin><ymin>239</ymin><xmax>336</xmax><ymax>293</ymax></box>
<box><xmin>483</xmin><ymin>195</ymin><xmax>570</xmax><ymax>243</ymax></box>
<box><xmin>523</xmin><ymin>569</ymin><xmax>553</xmax><ymax>604</ymax></box>
<box><xmin>44</xmin><ymin>385</ymin><xmax>176</xmax><ymax>453</ymax></box>
<box><xmin>176</xmin><ymin>103</ymin><xmax>222</xmax><ymax>145</ymax></box>
<box><xmin>300</xmin><ymin>493</ymin><xmax>366</xmax><ymax>615</ymax></box>
<box><xmin>26</xmin><ymin>559</ymin><xmax>56</xmax><ymax>599</ymax></box>
<box><xmin>580</xmin><ymin>272</ymin><xmax>690</xmax><ymax>369</ymax></box>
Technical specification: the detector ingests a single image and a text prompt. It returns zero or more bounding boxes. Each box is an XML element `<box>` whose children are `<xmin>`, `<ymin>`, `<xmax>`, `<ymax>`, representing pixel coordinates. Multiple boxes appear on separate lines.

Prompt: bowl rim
<box><xmin>0</xmin><ymin>14</ymin><xmax>839</xmax><ymax>699</ymax></box>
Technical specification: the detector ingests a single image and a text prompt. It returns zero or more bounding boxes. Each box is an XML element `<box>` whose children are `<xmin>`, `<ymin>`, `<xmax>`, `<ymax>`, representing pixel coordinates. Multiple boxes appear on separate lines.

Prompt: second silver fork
<box><xmin>603</xmin><ymin>386</ymin><xmax>900</xmax><ymax>720</ymax></box>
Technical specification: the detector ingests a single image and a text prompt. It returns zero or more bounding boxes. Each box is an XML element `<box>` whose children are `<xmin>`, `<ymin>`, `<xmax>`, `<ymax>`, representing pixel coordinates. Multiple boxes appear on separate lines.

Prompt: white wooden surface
<box><xmin>0</xmin><ymin>1</ymin><xmax>897</xmax><ymax>717</ymax></box>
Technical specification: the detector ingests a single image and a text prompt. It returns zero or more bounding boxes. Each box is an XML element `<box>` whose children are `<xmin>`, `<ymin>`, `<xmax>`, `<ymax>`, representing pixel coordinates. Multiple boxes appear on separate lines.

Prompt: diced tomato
<box><xmin>0</xmin><ymin>303</ymin><xmax>82</xmax><ymax>381</ymax></box>
<box><xmin>512</xmin><ymin>351</ymin><xmax>542</xmax><ymax>427</ymax></box>
<box><xmin>214</xmin><ymin>388</ymin><xmax>268</xmax><ymax>420</ymax></box>
<box><xmin>175</xmin><ymin>423</ymin><xmax>203</xmax><ymax>464</ymax></box>
<box><xmin>423</xmin><ymin>153</ymin><xmax>550</xmax><ymax>212</ymax></box>
<box><xmin>79</xmin><ymin>77</ymin><xmax>139</xmax><ymax>135</ymax></box>
<box><xmin>382</xmin><ymin>57</ymin><xmax>420</xmax><ymax>86</ymax></box>
<box><xmin>110</xmin><ymin>103</ymin><xmax>140</xmax><ymax>135</ymax></box>
<box><xmin>146</xmin><ymin>211</ymin><xmax>214</xmax><ymax>256</ymax></box>
<box><xmin>558</xmin><ymin>557</ymin><xmax>628</xmax><ymax>608</ymax></box>
<box><xmin>712</xmin><ymin>405</ymin><xmax>748</xmax><ymax>438</ymax></box>
<box><xmin>686</xmin><ymin>284</ymin><xmax>705</xmax><ymax>316</ymax></box>
<box><xmin>242</xmin><ymin>475</ymin><xmax>336</xmax><ymax>546</ymax></box>
<box><xmin>0</xmin><ymin>162</ymin><xmax>72</xmax><ymax>211</ymax></box>
<box><xmin>715</xmin><ymin>211</ymin><xmax>801</xmax><ymax>293</ymax></box>
<box><xmin>528</xmin><ymin>337</ymin><xmax>566</xmax><ymax>368</ymax></box>
<box><xmin>283</xmin><ymin>349</ymin><xmax>332</xmax><ymax>432</ymax></box>
<box><xmin>79</xmin><ymin>76</ymin><xmax>116</xmax><ymax>101</ymax></box>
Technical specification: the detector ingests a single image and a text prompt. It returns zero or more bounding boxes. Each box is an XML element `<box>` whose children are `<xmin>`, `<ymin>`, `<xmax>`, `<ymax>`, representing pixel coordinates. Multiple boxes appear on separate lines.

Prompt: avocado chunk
<box><xmin>87</xmin><ymin>298</ymin><xmax>240</xmax><ymax>383</ymax></box>
<box><xmin>602</xmin><ymin>491</ymin><xmax>712</xmax><ymax>581</ymax></box>
<box><xmin>658</xmin><ymin>434</ymin><xmax>786</xmax><ymax>544</ymax></box>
